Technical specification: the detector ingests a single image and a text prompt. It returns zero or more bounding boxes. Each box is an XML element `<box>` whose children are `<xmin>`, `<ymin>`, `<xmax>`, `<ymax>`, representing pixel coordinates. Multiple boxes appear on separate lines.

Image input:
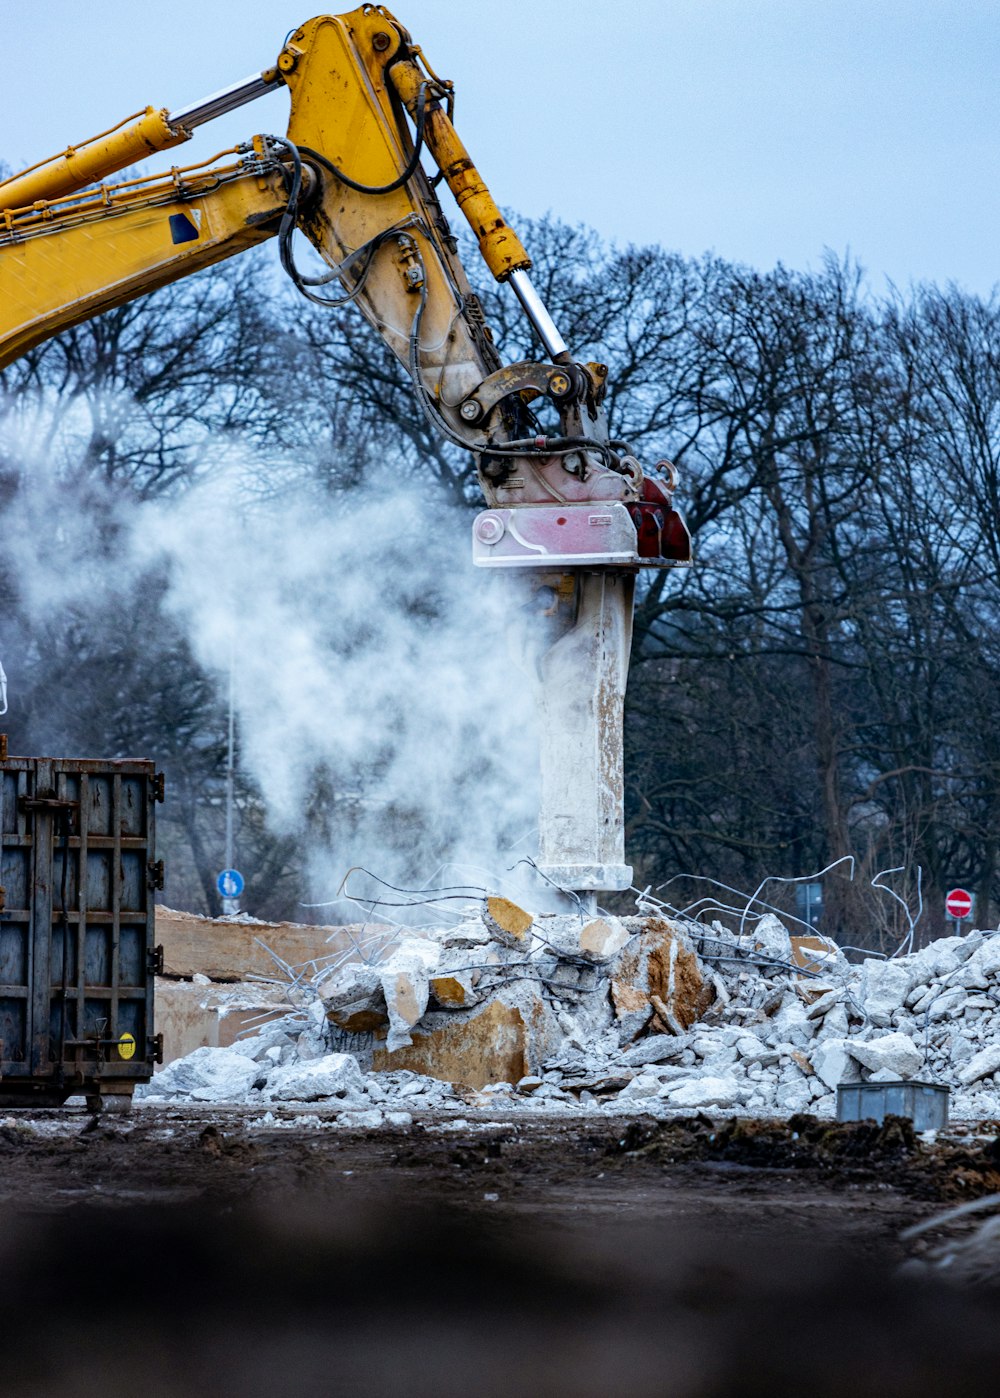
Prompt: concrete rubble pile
<box><xmin>139</xmin><ymin>897</ymin><xmax>1000</xmax><ymax>1123</ymax></box>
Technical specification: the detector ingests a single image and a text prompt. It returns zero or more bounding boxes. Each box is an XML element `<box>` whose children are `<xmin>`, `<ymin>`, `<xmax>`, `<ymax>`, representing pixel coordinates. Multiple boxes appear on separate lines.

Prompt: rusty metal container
<box><xmin>0</xmin><ymin>749</ymin><xmax>163</xmax><ymax>1108</ymax></box>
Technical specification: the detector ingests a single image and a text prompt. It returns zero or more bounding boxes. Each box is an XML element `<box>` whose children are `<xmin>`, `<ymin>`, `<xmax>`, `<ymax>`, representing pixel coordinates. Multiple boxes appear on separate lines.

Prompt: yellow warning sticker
<box><xmin>117</xmin><ymin>1032</ymin><xmax>136</xmax><ymax>1061</ymax></box>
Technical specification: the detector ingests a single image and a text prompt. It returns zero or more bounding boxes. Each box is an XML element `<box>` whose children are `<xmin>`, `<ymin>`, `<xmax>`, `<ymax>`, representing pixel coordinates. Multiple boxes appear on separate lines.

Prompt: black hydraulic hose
<box><xmin>269</xmin><ymin>135</ymin><xmax>425</xmax><ymax>310</ymax></box>
<box><xmin>295</xmin><ymin>79</ymin><xmax>429</xmax><ymax>196</ymax></box>
<box><xmin>406</xmin><ymin>262</ymin><xmax>615</xmax><ymax>467</ymax></box>
<box><xmin>272</xmin><ymin>134</ymin><xmax>617</xmax><ymax>471</ymax></box>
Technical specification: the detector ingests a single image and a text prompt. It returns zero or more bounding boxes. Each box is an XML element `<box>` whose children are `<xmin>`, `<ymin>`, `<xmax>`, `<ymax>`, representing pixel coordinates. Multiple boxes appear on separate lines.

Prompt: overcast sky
<box><xmin>3</xmin><ymin>1</ymin><xmax>998</xmax><ymax>295</ymax></box>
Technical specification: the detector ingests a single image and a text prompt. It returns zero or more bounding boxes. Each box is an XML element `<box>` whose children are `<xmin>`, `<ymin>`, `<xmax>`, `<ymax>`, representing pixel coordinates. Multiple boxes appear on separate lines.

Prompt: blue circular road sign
<box><xmin>217</xmin><ymin>868</ymin><xmax>245</xmax><ymax>899</ymax></box>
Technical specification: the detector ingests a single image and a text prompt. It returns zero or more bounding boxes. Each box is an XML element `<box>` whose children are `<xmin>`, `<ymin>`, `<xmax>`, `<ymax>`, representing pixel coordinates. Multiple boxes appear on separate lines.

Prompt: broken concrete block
<box><xmin>579</xmin><ymin>917</ymin><xmax>630</xmax><ymax>962</ymax></box>
<box><xmin>816</xmin><ymin>1003</ymin><xmax>850</xmax><ymax>1040</ymax></box>
<box><xmin>796</xmin><ymin>981</ymin><xmax>839</xmax><ymax>1007</ymax></box>
<box><xmin>322</xmin><ymin>963</ymin><xmax>383</xmax><ymax>1013</ymax></box>
<box><xmin>805</xmin><ymin>987</ymin><xmax>845</xmax><ymax>1021</ymax></box>
<box><xmin>775</xmin><ymin>1080</ymin><xmax>812</xmax><ymax>1112</ymax></box>
<box><xmin>650</xmin><ymin>993</ymin><xmax>685</xmax><ymax>1036</ymax></box>
<box><xmin>566</xmin><ymin>1072</ymin><xmax>634</xmax><ymax>1096</ymax></box>
<box><xmin>484</xmin><ymin>896</ymin><xmax>534</xmax><ymax>949</ymax></box>
<box><xmin>751</xmin><ymin>914</ymin><xmax>793</xmax><ymax>964</ymax></box>
<box><xmin>907</xmin><ymin>935</ymin><xmax>973</xmax><ymax>983</ymax></box>
<box><xmin>945</xmin><ymin>1031</ymin><xmax>976</xmax><ymax>1065</ymax></box>
<box><xmin>927</xmin><ymin>987</ymin><xmax>967</xmax><ymax>1022</ymax></box>
<box><xmin>611</xmin><ymin>919</ymin><xmax>713</xmax><ymax>1036</ymax></box>
<box><xmin>378</xmin><ymin>937</ymin><xmax>441</xmax><ymax>1052</ymax></box>
<box><xmin>154</xmin><ymin>979</ymin><xmax>294</xmax><ymax>1063</ymax></box>
<box><xmin>263</xmin><ymin>1053</ymin><xmax>365</xmax><ymax>1102</ymax></box>
<box><xmin>328</xmin><ymin>1004</ymin><xmax>390</xmax><ymax>1035</ymax></box>
<box><xmin>233</xmin><ymin>1025</ymin><xmax>296</xmax><ymax>1063</ymax></box>
<box><xmin>618</xmin><ymin>1035</ymin><xmax>690</xmax><ymax>1068</ymax></box>
<box><xmin>861</xmin><ymin>959</ymin><xmax>915</xmax><ymax>1028</ymax></box>
<box><xmin>709</xmin><ymin>971</ymin><xmax>731</xmax><ymax>1007</ymax></box>
<box><xmin>429</xmin><ymin>974</ymin><xmax>479</xmax><ymax>1010</ymax></box>
<box><xmin>967</xmin><ymin>938</ymin><xmax>1000</xmax><ymax>981</ymax></box>
<box><xmin>296</xmin><ymin>1030</ymin><xmax>327</xmax><ymax>1062</ymax></box>
<box><xmin>155</xmin><ymin>906</ymin><xmax>395</xmax><ymax>981</ymax></box>
<box><xmin>772</xmin><ymin>997</ymin><xmax>813</xmax><ymax>1036</ymax></box>
<box><xmin>381</xmin><ymin>968</ymin><xmax>430</xmax><ymax>1052</ymax></box>
<box><xmin>959</xmin><ymin>1042</ymin><xmax>1000</xmax><ymax>1085</ymax></box>
<box><xmin>339</xmin><ymin>1109</ymin><xmax>384</xmax><ymax>1129</ymax></box>
<box><xmin>321</xmin><ymin>963</ymin><xmax>389</xmax><ymax>1035</ymax></box>
<box><xmin>664</xmin><ymin>1074</ymin><xmax>742</xmax><ymax>1109</ymax></box>
<box><xmin>702</xmin><ymin>1047</ymin><xmax>740</xmax><ymax>1072</ymax></box>
<box><xmin>620</xmin><ymin>1073</ymin><xmax>662</xmax><ymax>1099</ymax></box>
<box><xmin>736</xmin><ymin>1035</ymin><xmax>779</xmax><ymax>1066</ymax></box>
<box><xmin>790</xmin><ymin>932</ymin><xmax>845</xmax><ymax>974</ymax></box>
<box><xmin>371</xmin><ymin>988</ymin><xmax>560</xmax><ymax>1090</ymax></box>
<box><xmin>437</xmin><ymin>914</ymin><xmax>492</xmax><ymax>949</ymax></box>
<box><xmin>654</xmin><ymin>1064</ymin><xmax>695</xmax><ymax>1084</ymax></box>
<box><xmin>955</xmin><ymin>963</ymin><xmax>990</xmax><ymax>991</ymax></box>
<box><xmin>138</xmin><ymin>1046</ymin><xmax>262</xmax><ymax>1102</ymax></box>
<box><xmin>759</xmin><ymin>985</ymin><xmax>786</xmax><ymax>1017</ymax></box>
<box><xmin>811</xmin><ymin>1039</ymin><xmax>862</xmax><ymax>1090</ymax></box>
<box><xmin>911</xmin><ymin>986</ymin><xmax>939</xmax><ymax>1018</ymax></box>
<box><xmin>847</xmin><ymin>1032</ymin><xmax>923</xmax><ymax>1079</ymax></box>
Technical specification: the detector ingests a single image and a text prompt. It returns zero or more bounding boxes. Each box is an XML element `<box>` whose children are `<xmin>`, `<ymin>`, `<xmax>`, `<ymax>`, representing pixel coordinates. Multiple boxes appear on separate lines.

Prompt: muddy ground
<box><xmin>2</xmin><ymin>1104</ymin><xmax>1000</xmax><ymax>1395</ymax></box>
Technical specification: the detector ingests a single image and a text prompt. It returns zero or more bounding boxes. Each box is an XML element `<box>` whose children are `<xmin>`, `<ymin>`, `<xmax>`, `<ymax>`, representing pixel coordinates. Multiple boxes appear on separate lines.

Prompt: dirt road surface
<box><xmin>2</xmin><ymin>1104</ymin><xmax>999</xmax><ymax>1395</ymax></box>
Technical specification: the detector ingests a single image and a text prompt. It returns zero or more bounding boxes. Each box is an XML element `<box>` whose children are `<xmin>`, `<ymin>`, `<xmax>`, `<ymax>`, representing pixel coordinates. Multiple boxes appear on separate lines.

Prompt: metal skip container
<box><xmin>837</xmin><ymin>1080</ymin><xmax>950</xmax><ymax>1132</ymax></box>
<box><xmin>0</xmin><ymin>747</ymin><xmax>164</xmax><ymax>1108</ymax></box>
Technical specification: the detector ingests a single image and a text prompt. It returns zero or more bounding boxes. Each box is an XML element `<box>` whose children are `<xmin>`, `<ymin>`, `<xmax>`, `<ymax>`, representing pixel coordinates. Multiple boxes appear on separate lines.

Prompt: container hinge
<box><xmin>151</xmin><ymin>772</ymin><xmax>166</xmax><ymax>803</ymax></box>
<box><xmin>148</xmin><ymin>1032</ymin><xmax>164</xmax><ymax>1065</ymax></box>
<box><xmin>147</xmin><ymin>859</ymin><xmax>165</xmax><ymax>891</ymax></box>
<box><xmin>148</xmin><ymin>943</ymin><xmax>164</xmax><ymax>975</ymax></box>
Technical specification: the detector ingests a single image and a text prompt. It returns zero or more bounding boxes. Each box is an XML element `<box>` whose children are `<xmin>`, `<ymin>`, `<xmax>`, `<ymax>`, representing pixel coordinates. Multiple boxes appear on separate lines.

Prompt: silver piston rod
<box><xmin>168</xmin><ymin>71</ymin><xmax>280</xmax><ymax>129</ymax></box>
<box><xmin>508</xmin><ymin>268</ymin><xmax>570</xmax><ymax>361</ymax></box>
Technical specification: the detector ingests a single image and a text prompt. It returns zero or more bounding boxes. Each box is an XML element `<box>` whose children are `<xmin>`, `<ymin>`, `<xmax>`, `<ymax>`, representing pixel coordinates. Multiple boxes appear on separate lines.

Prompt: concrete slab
<box><xmin>155</xmin><ymin>906</ymin><xmax>395</xmax><ymax>980</ymax></box>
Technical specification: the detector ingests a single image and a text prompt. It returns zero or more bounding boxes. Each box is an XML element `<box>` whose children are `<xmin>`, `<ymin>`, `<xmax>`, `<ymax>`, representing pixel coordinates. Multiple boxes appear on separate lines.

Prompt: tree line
<box><xmin>1</xmin><ymin>215</ymin><xmax>998</xmax><ymax>946</ymax></box>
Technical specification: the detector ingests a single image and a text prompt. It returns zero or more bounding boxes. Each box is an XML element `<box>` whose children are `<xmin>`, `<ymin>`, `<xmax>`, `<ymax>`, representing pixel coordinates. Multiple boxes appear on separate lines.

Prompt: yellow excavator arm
<box><xmin>0</xmin><ymin>6</ymin><xmax>689</xmax><ymax>554</ymax></box>
<box><xmin>0</xmin><ymin>6</ymin><xmax>692</xmax><ymax>901</ymax></box>
<box><xmin>0</xmin><ymin>143</ymin><xmax>290</xmax><ymax>364</ymax></box>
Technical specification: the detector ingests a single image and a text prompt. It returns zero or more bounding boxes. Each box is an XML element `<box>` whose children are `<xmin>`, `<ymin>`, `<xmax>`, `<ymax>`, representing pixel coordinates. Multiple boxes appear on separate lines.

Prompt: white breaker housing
<box><xmin>474</xmin><ymin>503</ymin><xmax>686</xmax><ymax>901</ymax></box>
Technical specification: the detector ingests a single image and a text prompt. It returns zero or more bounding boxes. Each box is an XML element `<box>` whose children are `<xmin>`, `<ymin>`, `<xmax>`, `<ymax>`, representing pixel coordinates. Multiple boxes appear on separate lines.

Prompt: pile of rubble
<box><xmin>139</xmin><ymin>896</ymin><xmax>1000</xmax><ymax>1123</ymax></box>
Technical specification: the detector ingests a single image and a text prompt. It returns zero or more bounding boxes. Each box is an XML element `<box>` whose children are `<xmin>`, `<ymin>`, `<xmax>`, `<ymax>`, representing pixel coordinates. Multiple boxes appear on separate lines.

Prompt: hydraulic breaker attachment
<box><xmin>486</xmin><ymin>493</ymin><xmax>689</xmax><ymax>906</ymax></box>
<box><xmin>475</xmin><ymin>504</ymin><xmax>644</xmax><ymax>569</ymax></box>
<box><xmin>511</xmin><ymin>570</ymin><xmax>636</xmax><ymax>905</ymax></box>
<box><xmin>473</xmin><ymin>501</ymin><xmax>691</xmax><ymax>570</ymax></box>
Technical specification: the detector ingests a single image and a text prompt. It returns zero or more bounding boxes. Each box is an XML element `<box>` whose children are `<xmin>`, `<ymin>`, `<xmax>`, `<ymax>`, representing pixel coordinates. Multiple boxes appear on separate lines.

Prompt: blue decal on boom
<box><xmin>169</xmin><ymin>213</ymin><xmax>200</xmax><ymax>244</ymax></box>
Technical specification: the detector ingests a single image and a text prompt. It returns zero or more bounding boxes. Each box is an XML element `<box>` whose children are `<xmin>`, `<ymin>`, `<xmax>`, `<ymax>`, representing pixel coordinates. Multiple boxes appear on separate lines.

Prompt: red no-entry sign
<box><xmin>945</xmin><ymin>887</ymin><xmax>974</xmax><ymax>920</ymax></box>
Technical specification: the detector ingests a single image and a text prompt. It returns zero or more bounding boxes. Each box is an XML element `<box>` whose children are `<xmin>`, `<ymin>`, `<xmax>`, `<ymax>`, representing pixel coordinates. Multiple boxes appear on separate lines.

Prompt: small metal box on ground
<box><xmin>837</xmin><ymin>1080</ymin><xmax>949</xmax><ymax>1131</ymax></box>
<box><xmin>0</xmin><ymin>750</ymin><xmax>164</xmax><ymax>1109</ymax></box>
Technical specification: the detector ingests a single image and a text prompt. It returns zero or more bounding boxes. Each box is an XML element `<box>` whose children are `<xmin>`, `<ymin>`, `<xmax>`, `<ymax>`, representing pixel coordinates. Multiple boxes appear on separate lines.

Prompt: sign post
<box><xmin>945</xmin><ymin>887</ymin><xmax>974</xmax><ymax>928</ymax></box>
<box><xmin>217</xmin><ymin>867</ymin><xmax>244</xmax><ymax>916</ymax></box>
<box><xmin>794</xmin><ymin>882</ymin><xmax>824</xmax><ymax>932</ymax></box>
